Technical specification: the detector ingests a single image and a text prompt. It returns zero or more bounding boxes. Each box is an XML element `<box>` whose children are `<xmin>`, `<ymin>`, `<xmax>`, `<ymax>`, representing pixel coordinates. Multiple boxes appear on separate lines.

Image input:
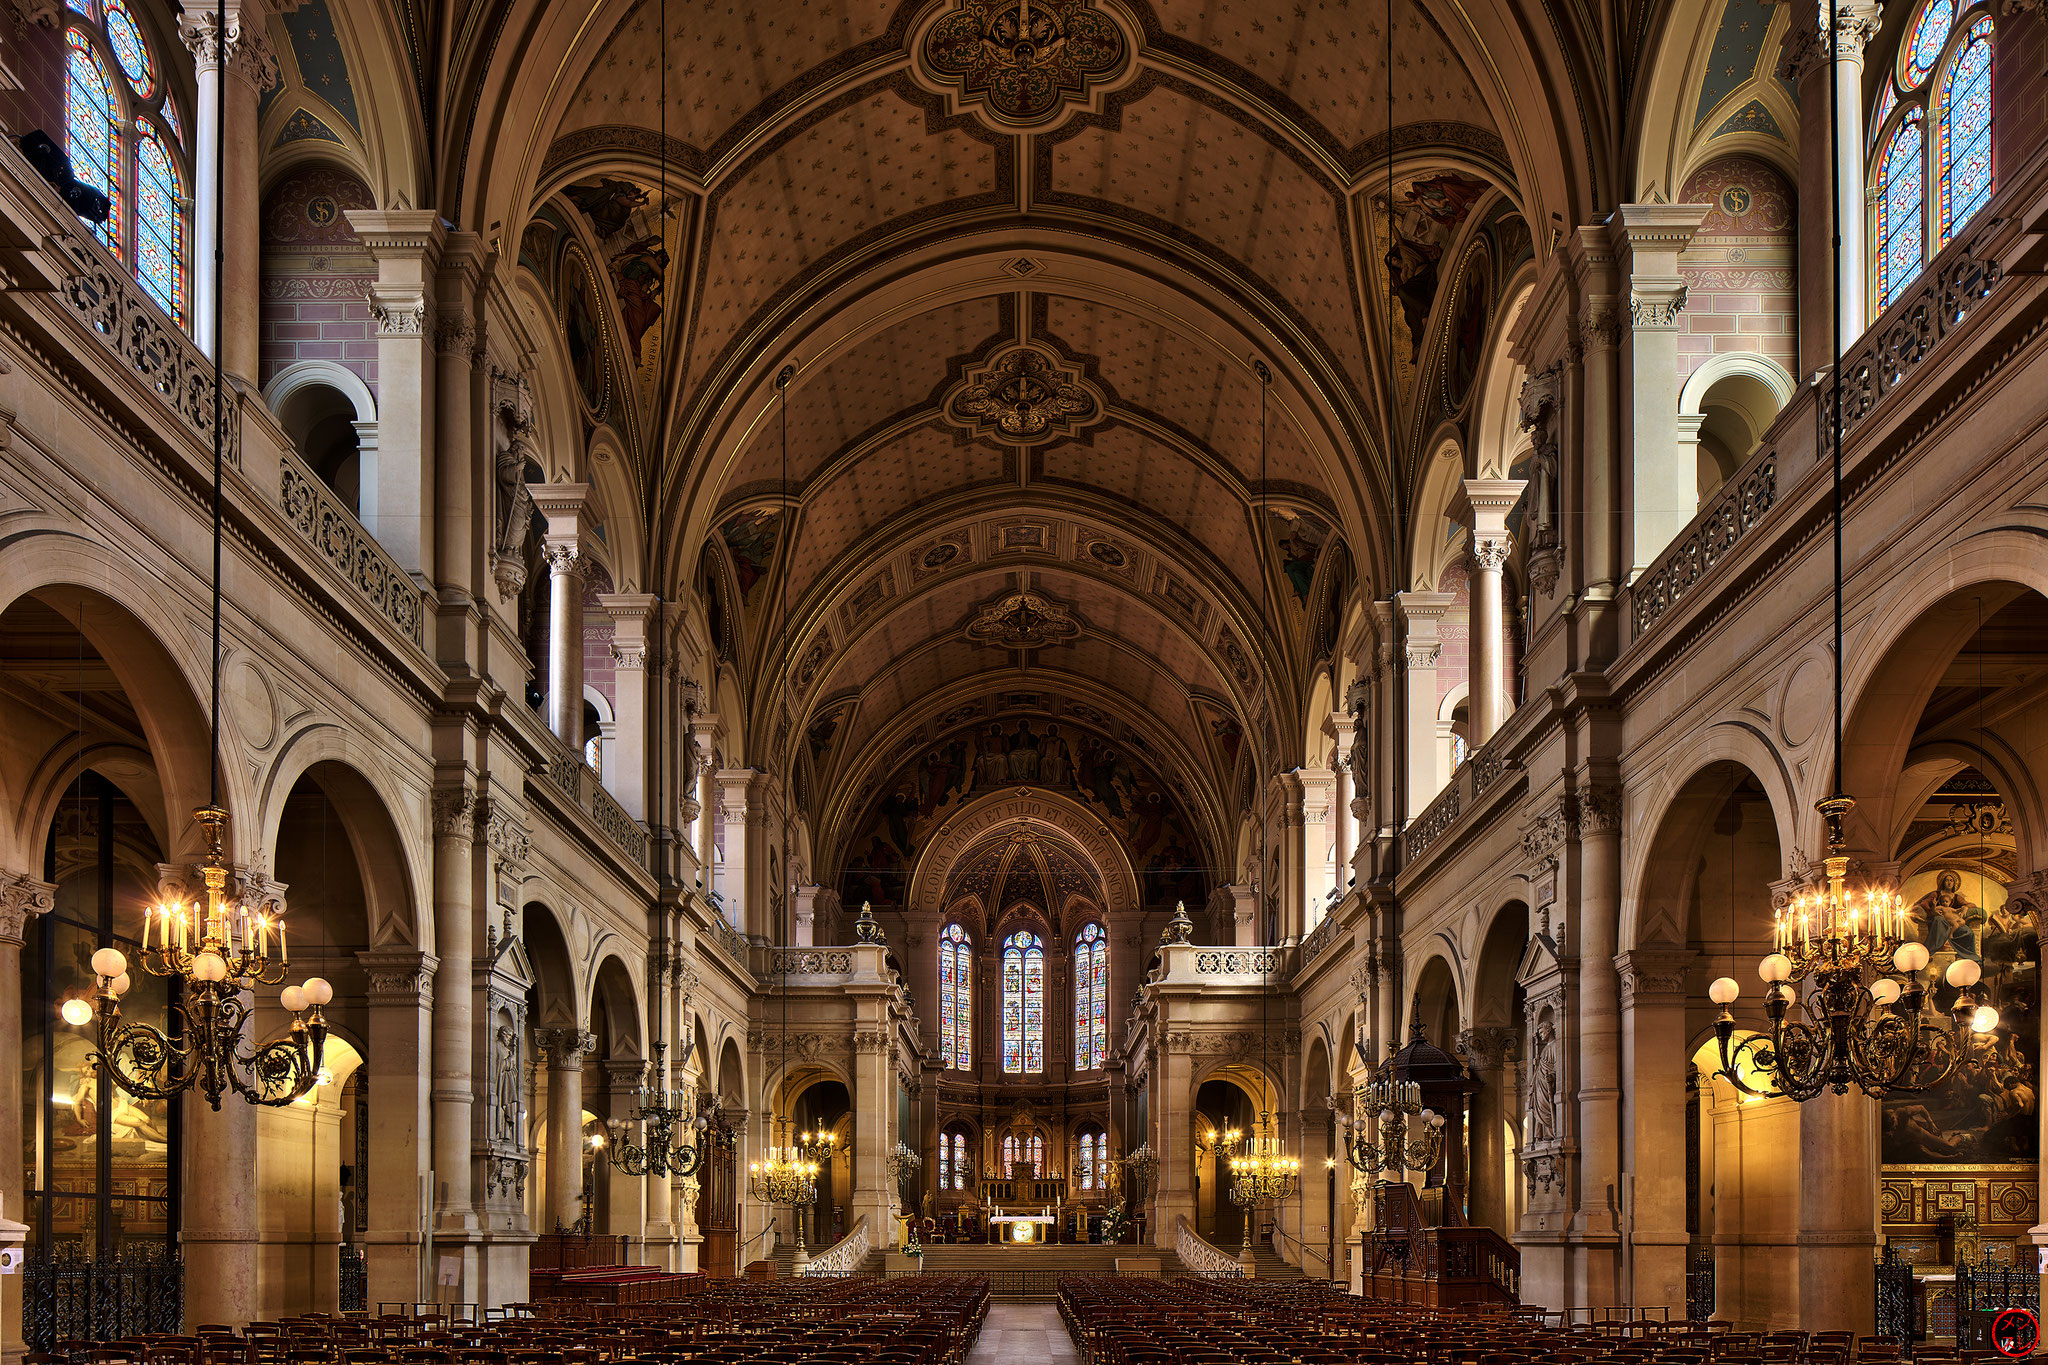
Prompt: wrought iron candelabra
<box><xmin>1227</xmin><ymin>1111</ymin><xmax>1301</xmax><ymax>1207</ymax></box>
<box><xmin>1709</xmin><ymin>796</ymin><xmax>1993</xmax><ymax>1100</ymax></box>
<box><xmin>749</xmin><ymin>1116</ymin><xmax>822</xmax><ymax>1205</ymax></box>
<box><xmin>67</xmin><ymin>806</ymin><xmax>331</xmax><ymax>1109</ymax></box>
<box><xmin>602</xmin><ymin>1040</ymin><xmax>715</xmax><ymax>1178</ymax></box>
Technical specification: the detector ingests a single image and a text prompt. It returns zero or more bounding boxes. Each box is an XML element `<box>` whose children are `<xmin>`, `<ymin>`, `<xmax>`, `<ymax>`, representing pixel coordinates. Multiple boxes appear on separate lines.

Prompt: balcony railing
<box><xmin>1404</xmin><ymin>782</ymin><xmax>1461</xmax><ymax>863</ymax></box>
<box><xmin>278</xmin><ymin>448</ymin><xmax>429</xmax><ymax>647</ymax></box>
<box><xmin>541</xmin><ymin>749</ymin><xmax>648</xmax><ymax>866</ymax></box>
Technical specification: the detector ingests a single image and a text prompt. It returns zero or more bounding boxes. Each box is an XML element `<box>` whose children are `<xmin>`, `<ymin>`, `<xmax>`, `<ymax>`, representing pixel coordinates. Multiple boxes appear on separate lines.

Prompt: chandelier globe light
<box><xmin>602</xmin><ymin>1039</ymin><xmax>716</xmax><ymax>1179</ymax></box>
<box><xmin>1227</xmin><ymin>1110</ymin><xmax>1301</xmax><ymax>1207</ymax></box>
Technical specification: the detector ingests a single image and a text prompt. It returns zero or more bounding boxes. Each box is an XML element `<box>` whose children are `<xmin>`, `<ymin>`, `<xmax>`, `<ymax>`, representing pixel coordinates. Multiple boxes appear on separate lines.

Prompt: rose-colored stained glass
<box><xmin>1877</xmin><ymin>112</ymin><xmax>1926</xmax><ymax>307</ymax></box>
<box><xmin>1939</xmin><ymin>18</ymin><xmax>1993</xmax><ymax>245</ymax></box>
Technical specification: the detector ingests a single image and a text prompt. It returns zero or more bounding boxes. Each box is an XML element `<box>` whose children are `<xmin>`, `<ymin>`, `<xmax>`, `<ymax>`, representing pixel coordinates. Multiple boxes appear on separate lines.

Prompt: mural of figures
<box><xmin>1269</xmin><ymin>511</ymin><xmax>1329</xmax><ymax>603</ymax></box>
<box><xmin>836</xmin><ymin>715</ymin><xmax>1209</xmax><ymax>909</ymax></box>
<box><xmin>719</xmin><ymin>510</ymin><xmax>782</xmax><ymax>600</ymax></box>
<box><xmin>564</xmin><ymin>176</ymin><xmax>673</xmax><ymax>371</ymax></box>
<box><xmin>1886</xmin><ymin>867</ymin><xmax>2039</xmax><ymax>1164</ymax></box>
<box><xmin>1372</xmin><ymin>171</ymin><xmax>1491</xmax><ymax>382</ymax></box>
<box><xmin>1444</xmin><ymin>251</ymin><xmax>1488</xmax><ymax>412</ymax></box>
<box><xmin>559</xmin><ymin>249</ymin><xmax>604</xmax><ymax>411</ymax></box>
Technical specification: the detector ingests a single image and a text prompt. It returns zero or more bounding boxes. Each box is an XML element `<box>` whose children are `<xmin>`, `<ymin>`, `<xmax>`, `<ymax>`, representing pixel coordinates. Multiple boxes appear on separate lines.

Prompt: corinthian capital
<box><xmin>0</xmin><ymin>871</ymin><xmax>56</xmax><ymax>945</ymax></box>
<box><xmin>179</xmin><ymin>4</ymin><xmax>279</xmax><ymax>92</ymax></box>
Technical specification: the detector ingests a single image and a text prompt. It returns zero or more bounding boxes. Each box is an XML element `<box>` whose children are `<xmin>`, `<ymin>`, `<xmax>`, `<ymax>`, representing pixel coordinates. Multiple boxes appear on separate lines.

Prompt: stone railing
<box><xmin>277</xmin><ymin>449</ymin><xmax>429</xmax><ymax>647</ymax></box>
<box><xmin>1404</xmin><ymin>782</ymin><xmax>1461</xmax><ymax>862</ymax></box>
<box><xmin>544</xmin><ymin>751</ymin><xmax>580</xmax><ymax>802</ymax></box>
<box><xmin>1177</xmin><ymin>1216</ymin><xmax>1246</xmax><ymax>1279</ymax></box>
<box><xmin>1195</xmin><ymin>949</ymin><xmax>1281</xmax><ymax>975</ymax></box>
<box><xmin>1629</xmin><ymin>440</ymin><xmax>1780</xmax><ymax>636</ymax></box>
<box><xmin>588</xmin><ymin>782</ymin><xmax>648</xmax><ymax>864</ymax></box>
<box><xmin>1633</xmin><ymin>217</ymin><xmax>2005</xmax><ymax>640</ymax></box>
<box><xmin>1469</xmin><ymin>737</ymin><xmax>1517</xmax><ymax>798</ymax></box>
<box><xmin>766</xmin><ymin>949</ymin><xmax>854</xmax><ymax>976</ymax></box>
<box><xmin>1299</xmin><ymin>911</ymin><xmax>1342</xmax><ymax>966</ymax></box>
<box><xmin>1831</xmin><ymin>240</ymin><xmax>2002</xmax><ymax>455</ymax></box>
<box><xmin>797</xmin><ymin>1215</ymin><xmax>869</xmax><ymax>1278</ymax></box>
<box><xmin>50</xmin><ymin>224</ymin><xmax>240</xmax><ymax>470</ymax></box>
<box><xmin>703</xmin><ymin>909</ymin><xmax>750</xmax><ymax>968</ymax></box>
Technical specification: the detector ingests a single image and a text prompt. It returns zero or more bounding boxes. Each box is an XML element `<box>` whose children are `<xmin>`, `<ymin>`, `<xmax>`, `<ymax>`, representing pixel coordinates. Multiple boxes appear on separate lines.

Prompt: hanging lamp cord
<box><xmin>1827</xmin><ymin>0</ymin><xmax>1845</xmax><ymax>801</ymax></box>
<box><xmin>208</xmin><ymin>0</ymin><xmax>226</xmax><ymax>810</ymax></box>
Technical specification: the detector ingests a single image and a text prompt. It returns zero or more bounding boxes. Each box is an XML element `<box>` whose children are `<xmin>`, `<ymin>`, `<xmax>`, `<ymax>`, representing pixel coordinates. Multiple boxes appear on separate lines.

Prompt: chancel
<box><xmin>0</xmin><ymin>0</ymin><xmax>2044</xmax><ymax>1355</ymax></box>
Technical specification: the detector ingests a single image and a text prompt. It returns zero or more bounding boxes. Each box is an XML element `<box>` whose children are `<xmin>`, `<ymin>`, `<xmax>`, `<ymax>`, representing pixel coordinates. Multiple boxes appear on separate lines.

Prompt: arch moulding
<box><xmin>907</xmin><ymin>788</ymin><xmax>1143</xmax><ymax>921</ymax></box>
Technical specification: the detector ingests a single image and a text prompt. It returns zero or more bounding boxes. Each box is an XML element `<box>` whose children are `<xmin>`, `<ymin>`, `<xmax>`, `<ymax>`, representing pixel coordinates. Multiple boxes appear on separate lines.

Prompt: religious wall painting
<box><xmin>1489</xmin><ymin>207</ymin><xmax>1534</xmax><ymax>278</ymax></box>
<box><xmin>1269</xmin><ymin>510</ymin><xmax>1330</xmax><ymax>604</ymax></box>
<box><xmin>558</xmin><ymin>247</ymin><xmax>606</xmax><ymax>413</ymax></box>
<box><xmin>563</xmin><ymin>176</ymin><xmax>676</xmax><ymax>389</ymax></box>
<box><xmin>1442</xmin><ymin>247</ymin><xmax>1489</xmax><ymax>414</ymax></box>
<box><xmin>699</xmin><ymin>543</ymin><xmax>732</xmax><ymax>661</ymax></box>
<box><xmin>719</xmin><ymin>509</ymin><xmax>783</xmax><ymax>601</ymax></box>
<box><xmin>1885</xmin><ymin>869</ymin><xmax>2039</xmax><ymax>1164</ymax></box>
<box><xmin>1370</xmin><ymin>170</ymin><xmax>1492</xmax><ymax>397</ymax></box>
<box><xmin>1192</xmin><ymin>698</ymin><xmax>1243</xmax><ymax>770</ymax></box>
<box><xmin>518</xmin><ymin>207</ymin><xmax>564</xmax><ymax>293</ymax></box>
<box><xmin>835</xmin><ymin>715</ymin><xmax>1207</xmax><ymax>910</ymax></box>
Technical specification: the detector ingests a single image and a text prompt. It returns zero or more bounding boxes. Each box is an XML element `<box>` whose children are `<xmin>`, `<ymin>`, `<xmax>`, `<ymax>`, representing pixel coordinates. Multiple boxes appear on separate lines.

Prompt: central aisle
<box><xmin>966</xmin><ymin>1304</ymin><xmax>1078</xmax><ymax>1364</ymax></box>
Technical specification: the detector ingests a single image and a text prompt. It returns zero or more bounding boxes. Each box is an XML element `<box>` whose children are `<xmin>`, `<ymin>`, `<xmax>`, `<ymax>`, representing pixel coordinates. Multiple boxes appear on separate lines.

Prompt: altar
<box><xmin>987</xmin><ymin>1207</ymin><xmax>1058</xmax><ymax>1245</ymax></box>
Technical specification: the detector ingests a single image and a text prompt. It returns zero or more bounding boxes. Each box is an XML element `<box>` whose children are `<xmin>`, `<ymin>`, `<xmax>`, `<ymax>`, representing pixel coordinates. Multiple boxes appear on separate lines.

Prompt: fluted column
<box><xmin>538</xmin><ymin>1029</ymin><xmax>597</xmax><ymax>1231</ymax></box>
<box><xmin>1456</xmin><ymin>479</ymin><xmax>1527</xmax><ymax>744</ymax></box>
<box><xmin>178</xmin><ymin>2</ymin><xmax>273</xmax><ymax>373</ymax></box>
<box><xmin>432</xmin><ymin>235</ymin><xmax>489</xmax><ymax>619</ymax></box>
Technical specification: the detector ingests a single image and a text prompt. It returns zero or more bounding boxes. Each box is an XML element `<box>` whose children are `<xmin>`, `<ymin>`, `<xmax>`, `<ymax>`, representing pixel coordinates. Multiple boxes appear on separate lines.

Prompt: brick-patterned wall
<box><xmin>581</xmin><ymin>563</ymin><xmax>617</xmax><ymax>718</ymax></box>
<box><xmin>1434</xmin><ymin>561</ymin><xmax>1471</xmax><ymax>717</ymax></box>
<box><xmin>0</xmin><ymin>18</ymin><xmax>66</xmax><ymax>147</ymax></box>
<box><xmin>1676</xmin><ymin>156</ymin><xmax>1798</xmax><ymax>386</ymax></box>
<box><xmin>1996</xmin><ymin>8</ymin><xmax>2045</xmax><ymax>180</ymax></box>
<box><xmin>259</xmin><ymin>164</ymin><xmax>377</xmax><ymax>395</ymax></box>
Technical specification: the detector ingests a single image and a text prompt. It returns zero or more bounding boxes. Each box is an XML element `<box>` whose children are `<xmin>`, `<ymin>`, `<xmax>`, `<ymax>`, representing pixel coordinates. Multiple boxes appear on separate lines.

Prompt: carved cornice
<box><xmin>1577</xmin><ymin>780</ymin><xmax>1622</xmax><ymax>835</ymax></box>
<box><xmin>367</xmin><ymin>297</ymin><xmax>429</xmax><ymax>336</ymax></box>
<box><xmin>1629</xmin><ymin>291</ymin><xmax>1688</xmax><ymax>330</ymax></box>
<box><xmin>536</xmin><ymin>1027</ymin><xmax>598</xmax><ymax>1069</ymax></box>
<box><xmin>1614</xmin><ymin>948</ymin><xmax>1695</xmax><ymax>1011</ymax></box>
<box><xmin>1521</xmin><ymin>790</ymin><xmax>1579</xmax><ymax>862</ymax></box>
<box><xmin>1457</xmin><ymin>1025</ymin><xmax>1521</xmax><ymax>1073</ymax></box>
<box><xmin>178</xmin><ymin>7</ymin><xmax>279</xmax><ymax>91</ymax></box>
<box><xmin>1165</xmin><ymin>1029</ymin><xmax>1301</xmax><ymax>1057</ymax></box>
<box><xmin>433</xmin><ymin>308</ymin><xmax>477</xmax><ymax>357</ymax></box>
<box><xmin>544</xmin><ymin>542</ymin><xmax>584</xmax><ymax>580</ymax></box>
<box><xmin>1471</xmin><ymin>535</ymin><xmax>1513</xmax><ymax>572</ymax></box>
<box><xmin>432</xmin><ymin>785</ymin><xmax>480</xmax><ymax>843</ymax></box>
<box><xmin>359</xmin><ymin>949</ymin><xmax>438</xmax><ymax>1003</ymax></box>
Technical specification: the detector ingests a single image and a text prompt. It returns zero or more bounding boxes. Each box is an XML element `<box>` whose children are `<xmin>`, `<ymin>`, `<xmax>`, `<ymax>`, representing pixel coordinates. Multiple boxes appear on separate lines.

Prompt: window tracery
<box><xmin>1867</xmin><ymin>0</ymin><xmax>1994</xmax><ymax>312</ymax></box>
<box><xmin>1001</xmin><ymin>929</ymin><xmax>1043</xmax><ymax>1074</ymax></box>
<box><xmin>63</xmin><ymin>0</ymin><xmax>188</xmax><ymax>325</ymax></box>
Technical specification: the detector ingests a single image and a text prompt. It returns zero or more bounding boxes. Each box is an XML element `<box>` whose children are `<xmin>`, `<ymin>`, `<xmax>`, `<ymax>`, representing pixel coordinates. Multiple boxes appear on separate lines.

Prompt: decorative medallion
<box><xmin>919</xmin><ymin>0</ymin><xmax>1133</xmax><ymax>130</ymax></box>
<box><xmin>965</xmin><ymin>585</ymin><xmax>1082</xmax><ymax>650</ymax></box>
<box><xmin>943</xmin><ymin>343</ymin><xmax>1103</xmax><ymax>444</ymax></box>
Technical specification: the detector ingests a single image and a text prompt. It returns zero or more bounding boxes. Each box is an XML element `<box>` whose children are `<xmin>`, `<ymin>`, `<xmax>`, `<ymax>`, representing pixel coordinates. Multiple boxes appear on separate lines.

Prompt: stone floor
<box><xmin>966</xmin><ymin>1303</ymin><xmax>1080</xmax><ymax>1363</ymax></box>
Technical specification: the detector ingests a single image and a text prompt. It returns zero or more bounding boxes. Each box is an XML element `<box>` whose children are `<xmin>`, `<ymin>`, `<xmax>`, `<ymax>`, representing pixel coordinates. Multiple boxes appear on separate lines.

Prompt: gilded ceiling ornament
<box><xmin>964</xmin><ymin>585</ymin><xmax>1082</xmax><ymax>649</ymax></box>
<box><xmin>943</xmin><ymin>343</ymin><xmax>1103</xmax><ymax>444</ymax></box>
<box><xmin>920</xmin><ymin>0</ymin><xmax>1132</xmax><ymax>129</ymax></box>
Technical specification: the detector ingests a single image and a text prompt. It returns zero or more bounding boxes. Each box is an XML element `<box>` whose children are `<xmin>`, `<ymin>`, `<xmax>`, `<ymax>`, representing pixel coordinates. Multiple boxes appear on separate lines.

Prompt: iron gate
<box><xmin>23</xmin><ymin>1243</ymin><xmax>185</xmax><ymax>1352</ymax></box>
<box><xmin>1875</xmin><ymin>1244</ymin><xmax>1919</xmax><ymax>1343</ymax></box>
<box><xmin>1686</xmin><ymin>1248</ymin><xmax>1715</xmax><ymax>1321</ymax></box>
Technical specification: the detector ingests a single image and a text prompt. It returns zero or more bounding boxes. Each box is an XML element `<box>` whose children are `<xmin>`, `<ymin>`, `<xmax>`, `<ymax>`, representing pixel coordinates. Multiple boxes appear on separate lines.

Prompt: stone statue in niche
<box><xmin>491</xmin><ymin>1020</ymin><xmax>523</xmax><ymax>1143</ymax></box>
<box><xmin>490</xmin><ymin>368</ymin><xmax>540</xmax><ymax>601</ymax></box>
<box><xmin>1527</xmin><ymin>1020</ymin><xmax>1561</xmax><ymax>1144</ymax></box>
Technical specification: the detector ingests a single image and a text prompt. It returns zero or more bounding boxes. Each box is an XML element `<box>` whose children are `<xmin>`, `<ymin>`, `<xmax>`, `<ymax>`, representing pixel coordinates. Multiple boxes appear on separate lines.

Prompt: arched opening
<box><xmin>1192</xmin><ymin>1075</ymin><xmax>1262</xmax><ymax>1247</ymax></box>
<box><xmin>272</xmin><ymin>377</ymin><xmax>371</xmax><ymax>518</ymax></box>
<box><xmin>788</xmin><ymin>1075</ymin><xmax>851</xmax><ymax>1254</ymax></box>
<box><xmin>589</xmin><ymin>955</ymin><xmax>642</xmax><ymax>1239</ymax></box>
<box><xmin>1470</xmin><ymin>905</ymin><xmax>1529</xmax><ymax>1238</ymax></box>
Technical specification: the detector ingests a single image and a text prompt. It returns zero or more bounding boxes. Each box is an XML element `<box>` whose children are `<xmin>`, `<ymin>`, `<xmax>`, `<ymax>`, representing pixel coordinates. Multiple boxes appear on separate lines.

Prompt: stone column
<box><xmin>1153</xmin><ymin>1043</ymin><xmax>1197</xmax><ymax>1247</ymax></box>
<box><xmin>530</xmin><ymin>485</ymin><xmax>591</xmax><ymax>750</ymax></box>
<box><xmin>716</xmin><ymin>770</ymin><xmax>755</xmax><ymax>930</ymax></box>
<box><xmin>1329</xmin><ymin>711</ymin><xmax>1356</xmax><ymax>893</ymax></box>
<box><xmin>181</xmin><ymin>1083</ymin><xmax>259</xmax><ymax>1328</ymax></box>
<box><xmin>1798</xmin><ymin>1092</ymin><xmax>1880</xmax><ymax>1332</ymax></box>
<box><xmin>344</xmin><ymin>211</ymin><xmax>446</xmax><ymax>577</ymax></box>
<box><xmin>1617</xmin><ymin>948</ymin><xmax>1696</xmax><ymax>1316</ymax></box>
<box><xmin>1611</xmin><ymin>205</ymin><xmax>1708</xmax><ymax>579</ymax></box>
<box><xmin>432</xmin><ymin>235</ymin><xmax>490</xmax><ymax>629</ymax></box>
<box><xmin>689</xmin><ymin>719</ymin><xmax>720</xmax><ymax>879</ymax></box>
<box><xmin>0</xmin><ymin>874</ymin><xmax>52</xmax><ymax>1361</ymax></box>
<box><xmin>849</xmin><ymin>1026</ymin><xmax>895</xmax><ymax>1248</ymax></box>
<box><xmin>603</xmin><ymin>1062</ymin><xmax>646</xmax><ymax>1246</ymax></box>
<box><xmin>792</xmin><ymin>885</ymin><xmax>822</xmax><ymax>947</ymax></box>
<box><xmin>2007</xmin><ymin>874</ymin><xmax>2048</xmax><ymax>1269</ymax></box>
<box><xmin>1277</xmin><ymin>773</ymin><xmax>1308</xmax><ymax>943</ymax></box>
<box><xmin>1455</xmin><ymin>479</ymin><xmax>1528</xmax><ymax>744</ymax></box>
<box><xmin>538</xmin><ymin>1029</ymin><xmax>596</xmax><ymax>1231</ymax></box>
<box><xmin>358</xmin><ymin>948</ymin><xmax>437</xmax><ymax>1311</ymax></box>
<box><xmin>428</xmin><ymin>788</ymin><xmax>481</xmax><ymax>1287</ymax></box>
<box><xmin>1570</xmin><ymin>780</ymin><xmax>1623</xmax><ymax>1306</ymax></box>
<box><xmin>1227</xmin><ymin>884</ymin><xmax>1258</xmax><ymax>948</ymax></box>
<box><xmin>1566</xmin><ymin>229</ymin><xmax>1624</xmax><ymax>620</ymax></box>
<box><xmin>1458</xmin><ymin>1026</ymin><xmax>1521</xmax><ymax>1239</ymax></box>
<box><xmin>177</xmin><ymin>2</ymin><xmax>273</xmax><ymax>373</ymax></box>
<box><xmin>597</xmin><ymin>593</ymin><xmax>659</xmax><ymax>820</ymax></box>
<box><xmin>1395</xmin><ymin>591</ymin><xmax>1456</xmax><ymax>816</ymax></box>
<box><xmin>1782</xmin><ymin>4</ymin><xmax>1880</xmax><ymax>351</ymax></box>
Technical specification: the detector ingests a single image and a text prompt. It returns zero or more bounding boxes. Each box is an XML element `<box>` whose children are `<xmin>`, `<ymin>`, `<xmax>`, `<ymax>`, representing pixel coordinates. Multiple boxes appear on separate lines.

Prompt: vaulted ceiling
<box><xmin>423</xmin><ymin>0</ymin><xmax>1629</xmax><ymax>866</ymax></box>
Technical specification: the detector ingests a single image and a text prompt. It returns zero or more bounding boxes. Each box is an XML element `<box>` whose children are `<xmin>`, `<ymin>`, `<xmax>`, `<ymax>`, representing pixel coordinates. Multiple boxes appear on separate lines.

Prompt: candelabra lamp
<box><xmin>1709</xmin><ymin>796</ymin><xmax>1994</xmax><ymax>1100</ymax></box>
<box><xmin>749</xmin><ymin>1116</ymin><xmax>821</xmax><ymax>1205</ymax></box>
<box><xmin>1227</xmin><ymin>1111</ymin><xmax>1302</xmax><ymax>1208</ymax></box>
<box><xmin>1196</xmin><ymin>1123</ymin><xmax>1244</xmax><ymax>1156</ymax></box>
<box><xmin>602</xmin><ymin>1040</ymin><xmax>715</xmax><ymax>1178</ymax></box>
<box><xmin>65</xmin><ymin>806</ymin><xmax>332</xmax><ymax>1110</ymax></box>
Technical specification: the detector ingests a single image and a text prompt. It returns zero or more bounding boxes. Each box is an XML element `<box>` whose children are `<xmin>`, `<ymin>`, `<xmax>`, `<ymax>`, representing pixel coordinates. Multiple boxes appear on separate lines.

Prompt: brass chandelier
<box><xmin>1338</xmin><ymin>1037</ymin><xmax>1447</xmax><ymax>1179</ymax></box>
<box><xmin>748</xmin><ymin>1116</ymin><xmax>822</xmax><ymax>1205</ymax></box>
<box><xmin>602</xmin><ymin>1040</ymin><xmax>718</xmax><ymax>1178</ymax></box>
<box><xmin>62</xmin><ymin>0</ymin><xmax>331</xmax><ymax>1111</ymax></box>
<box><xmin>1706</xmin><ymin>0</ymin><xmax>1991</xmax><ymax>1102</ymax></box>
<box><xmin>1227</xmin><ymin>1110</ymin><xmax>1301</xmax><ymax>1207</ymax></box>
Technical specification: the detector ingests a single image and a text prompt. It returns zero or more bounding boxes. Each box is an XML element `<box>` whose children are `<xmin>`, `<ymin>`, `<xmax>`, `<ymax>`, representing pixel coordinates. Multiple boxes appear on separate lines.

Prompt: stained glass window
<box><xmin>133</xmin><ymin>129</ymin><xmax>182</xmax><ymax>323</ymax></box>
<box><xmin>1872</xmin><ymin>83</ymin><xmax>1898</xmax><ymax>147</ymax></box>
<box><xmin>950</xmin><ymin>1132</ymin><xmax>968</xmax><ymax>1189</ymax></box>
<box><xmin>1078</xmin><ymin>1134</ymin><xmax>1095</xmax><ymax>1190</ymax></box>
<box><xmin>64</xmin><ymin>33</ymin><xmax>120</xmax><ymax>255</ymax></box>
<box><xmin>1876</xmin><ymin>112</ymin><xmax>1926</xmax><ymax>308</ymax></box>
<box><xmin>1074</xmin><ymin>923</ymin><xmax>1107</xmax><ymax>1071</ymax></box>
<box><xmin>1939</xmin><ymin>18</ymin><xmax>1993</xmax><ymax>245</ymax></box>
<box><xmin>160</xmin><ymin>98</ymin><xmax>181</xmax><ymax>143</ymax></box>
<box><xmin>102</xmin><ymin>0</ymin><xmax>155</xmax><ymax>98</ymax></box>
<box><xmin>1904</xmin><ymin>0</ymin><xmax>1955</xmax><ymax>88</ymax></box>
<box><xmin>941</xmin><ymin>923</ymin><xmax>972</xmax><ymax>1071</ymax></box>
<box><xmin>1027</xmin><ymin>1135</ymin><xmax>1044</xmax><ymax>1174</ymax></box>
<box><xmin>1002</xmin><ymin>930</ymin><xmax>1043</xmax><ymax>1074</ymax></box>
